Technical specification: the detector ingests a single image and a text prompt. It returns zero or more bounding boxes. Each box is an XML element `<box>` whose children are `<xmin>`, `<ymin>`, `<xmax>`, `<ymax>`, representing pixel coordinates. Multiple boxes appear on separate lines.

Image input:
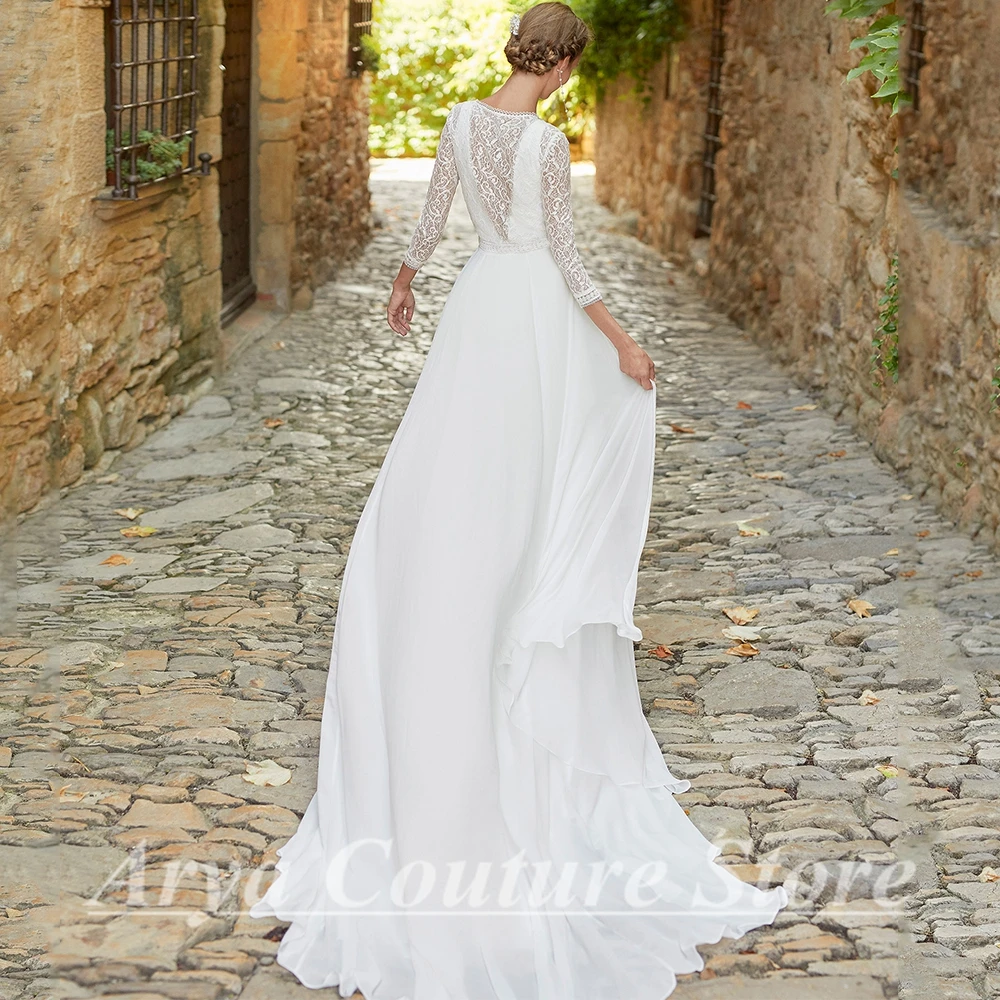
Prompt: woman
<box><xmin>251</xmin><ymin>4</ymin><xmax>788</xmax><ymax>997</ymax></box>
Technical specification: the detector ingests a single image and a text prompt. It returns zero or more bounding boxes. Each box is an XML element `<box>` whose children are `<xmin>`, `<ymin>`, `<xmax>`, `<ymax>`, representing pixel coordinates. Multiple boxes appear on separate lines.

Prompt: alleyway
<box><xmin>3</xmin><ymin>163</ymin><xmax>1000</xmax><ymax>1000</ymax></box>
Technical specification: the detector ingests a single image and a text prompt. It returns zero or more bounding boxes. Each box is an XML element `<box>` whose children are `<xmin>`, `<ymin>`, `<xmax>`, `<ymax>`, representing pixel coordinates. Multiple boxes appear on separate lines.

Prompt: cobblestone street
<box><xmin>3</xmin><ymin>162</ymin><xmax>1000</xmax><ymax>1000</ymax></box>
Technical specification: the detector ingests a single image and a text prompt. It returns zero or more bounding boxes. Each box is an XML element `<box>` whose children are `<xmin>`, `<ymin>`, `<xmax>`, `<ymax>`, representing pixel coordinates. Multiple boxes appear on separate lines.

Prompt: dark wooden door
<box><xmin>219</xmin><ymin>0</ymin><xmax>255</xmax><ymax>324</ymax></box>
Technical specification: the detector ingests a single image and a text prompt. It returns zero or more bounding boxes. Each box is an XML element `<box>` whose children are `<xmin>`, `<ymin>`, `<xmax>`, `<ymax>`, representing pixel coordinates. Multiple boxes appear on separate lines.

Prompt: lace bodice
<box><xmin>402</xmin><ymin>100</ymin><xmax>601</xmax><ymax>308</ymax></box>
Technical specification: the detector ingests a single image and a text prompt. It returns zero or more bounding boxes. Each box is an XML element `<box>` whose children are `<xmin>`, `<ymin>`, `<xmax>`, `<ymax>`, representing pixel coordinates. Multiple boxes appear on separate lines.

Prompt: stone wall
<box><xmin>1</xmin><ymin>0</ymin><xmax>371</xmax><ymax>519</ymax></box>
<box><xmin>253</xmin><ymin>0</ymin><xmax>371</xmax><ymax>311</ymax></box>
<box><xmin>293</xmin><ymin>0</ymin><xmax>372</xmax><ymax>299</ymax></box>
<box><xmin>594</xmin><ymin>2</ymin><xmax>996</xmax><ymax>545</ymax></box>
<box><xmin>707</xmin><ymin>3</ymin><xmax>897</xmax><ymax>423</ymax></box>
<box><xmin>894</xmin><ymin>0</ymin><xmax>1000</xmax><ymax>542</ymax></box>
<box><xmin>593</xmin><ymin>0</ymin><xmax>712</xmax><ymax>257</ymax></box>
<box><xmin>596</xmin><ymin>4</ymin><xmax>897</xmax><ymax>414</ymax></box>
<box><xmin>0</xmin><ymin>0</ymin><xmax>225</xmax><ymax>517</ymax></box>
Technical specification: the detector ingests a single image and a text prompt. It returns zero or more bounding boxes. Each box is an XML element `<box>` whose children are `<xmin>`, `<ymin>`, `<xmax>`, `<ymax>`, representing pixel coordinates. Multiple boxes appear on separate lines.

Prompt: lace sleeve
<box><xmin>402</xmin><ymin>111</ymin><xmax>459</xmax><ymax>270</ymax></box>
<box><xmin>540</xmin><ymin>129</ymin><xmax>601</xmax><ymax>307</ymax></box>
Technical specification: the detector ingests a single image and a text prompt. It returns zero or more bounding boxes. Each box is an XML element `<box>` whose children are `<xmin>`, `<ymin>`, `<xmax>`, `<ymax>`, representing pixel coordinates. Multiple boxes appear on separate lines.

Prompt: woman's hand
<box><xmin>387</xmin><ymin>280</ymin><xmax>415</xmax><ymax>336</ymax></box>
<box><xmin>618</xmin><ymin>341</ymin><xmax>656</xmax><ymax>390</ymax></box>
<box><xmin>583</xmin><ymin>300</ymin><xmax>656</xmax><ymax>391</ymax></box>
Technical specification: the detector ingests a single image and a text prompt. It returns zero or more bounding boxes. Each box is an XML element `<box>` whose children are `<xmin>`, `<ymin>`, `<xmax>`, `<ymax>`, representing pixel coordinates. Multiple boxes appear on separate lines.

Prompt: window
<box><xmin>906</xmin><ymin>0</ymin><xmax>927</xmax><ymax>112</ymax></box>
<box><xmin>696</xmin><ymin>0</ymin><xmax>727</xmax><ymax>237</ymax></box>
<box><xmin>105</xmin><ymin>0</ymin><xmax>208</xmax><ymax>200</ymax></box>
<box><xmin>348</xmin><ymin>0</ymin><xmax>375</xmax><ymax>77</ymax></box>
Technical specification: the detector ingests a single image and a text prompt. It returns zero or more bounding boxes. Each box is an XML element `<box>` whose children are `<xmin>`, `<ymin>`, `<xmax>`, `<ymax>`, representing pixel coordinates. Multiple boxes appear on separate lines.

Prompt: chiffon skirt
<box><xmin>250</xmin><ymin>246</ymin><xmax>788</xmax><ymax>999</ymax></box>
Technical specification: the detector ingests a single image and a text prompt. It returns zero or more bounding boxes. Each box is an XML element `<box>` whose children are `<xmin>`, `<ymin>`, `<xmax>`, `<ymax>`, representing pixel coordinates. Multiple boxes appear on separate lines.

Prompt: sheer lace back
<box><xmin>402</xmin><ymin>100</ymin><xmax>601</xmax><ymax>307</ymax></box>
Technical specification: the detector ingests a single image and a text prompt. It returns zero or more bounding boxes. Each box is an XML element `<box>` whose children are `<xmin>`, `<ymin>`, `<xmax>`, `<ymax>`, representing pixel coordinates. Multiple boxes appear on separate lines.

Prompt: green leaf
<box><xmin>873</xmin><ymin>77</ymin><xmax>901</xmax><ymax>98</ymax></box>
<box><xmin>870</xmin><ymin>14</ymin><xmax>904</xmax><ymax>31</ymax></box>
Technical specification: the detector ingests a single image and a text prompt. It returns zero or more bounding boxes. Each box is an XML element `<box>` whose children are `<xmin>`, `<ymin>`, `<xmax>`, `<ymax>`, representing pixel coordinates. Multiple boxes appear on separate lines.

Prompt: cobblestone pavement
<box><xmin>2</xmin><ymin>160</ymin><xmax>1000</xmax><ymax>1000</ymax></box>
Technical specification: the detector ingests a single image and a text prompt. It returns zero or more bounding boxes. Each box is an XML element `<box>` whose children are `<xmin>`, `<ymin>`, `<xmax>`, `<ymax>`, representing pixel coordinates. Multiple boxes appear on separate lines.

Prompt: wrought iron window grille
<box><xmin>695</xmin><ymin>0</ymin><xmax>727</xmax><ymax>238</ymax></box>
<box><xmin>105</xmin><ymin>0</ymin><xmax>210</xmax><ymax>200</ymax></box>
<box><xmin>906</xmin><ymin>0</ymin><xmax>927</xmax><ymax>112</ymax></box>
<box><xmin>348</xmin><ymin>0</ymin><xmax>374</xmax><ymax>77</ymax></box>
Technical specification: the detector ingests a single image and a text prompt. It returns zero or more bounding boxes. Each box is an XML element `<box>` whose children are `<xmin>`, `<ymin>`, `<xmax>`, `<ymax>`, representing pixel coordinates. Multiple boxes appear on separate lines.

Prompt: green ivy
<box><xmin>106</xmin><ymin>128</ymin><xmax>191</xmax><ymax>183</ymax></box>
<box><xmin>571</xmin><ymin>0</ymin><xmax>685</xmax><ymax>101</ymax></box>
<box><xmin>871</xmin><ymin>253</ymin><xmax>899</xmax><ymax>385</ymax></box>
<box><xmin>825</xmin><ymin>0</ymin><xmax>909</xmax><ymax>115</ymax></box>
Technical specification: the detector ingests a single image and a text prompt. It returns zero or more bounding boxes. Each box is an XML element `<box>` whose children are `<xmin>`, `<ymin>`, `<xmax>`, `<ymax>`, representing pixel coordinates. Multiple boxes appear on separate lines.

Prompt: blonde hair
<box><xmin>504</xmin><ymin>3</ymin><xmax>593</xmax><ymax>76</ymax></box>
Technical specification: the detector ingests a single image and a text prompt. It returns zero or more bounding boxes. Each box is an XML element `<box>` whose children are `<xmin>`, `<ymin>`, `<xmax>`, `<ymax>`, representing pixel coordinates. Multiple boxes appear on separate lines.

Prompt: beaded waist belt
<box><xmin>477</xmin><ymin>237</ymin><xmax>550</xmax><ymax>255</ymax></box>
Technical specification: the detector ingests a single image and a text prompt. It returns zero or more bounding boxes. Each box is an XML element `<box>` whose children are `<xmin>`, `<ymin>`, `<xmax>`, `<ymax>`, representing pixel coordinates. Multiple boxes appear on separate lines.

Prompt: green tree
<box><xmin>369</xmin><ymin>0</ymin><xmax>592</xmax><ymax>157</ymax></box>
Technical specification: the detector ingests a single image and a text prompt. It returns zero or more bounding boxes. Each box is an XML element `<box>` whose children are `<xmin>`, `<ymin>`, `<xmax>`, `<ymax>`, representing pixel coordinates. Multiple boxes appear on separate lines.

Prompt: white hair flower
<box><xmin>510</xmin><ymin>13</ymin><xmax>520</xmax><ymax>37</ymax></box>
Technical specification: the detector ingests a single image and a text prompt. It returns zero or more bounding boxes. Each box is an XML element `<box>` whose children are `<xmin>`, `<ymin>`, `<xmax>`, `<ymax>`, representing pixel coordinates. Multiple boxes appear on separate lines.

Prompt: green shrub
<box><xmin>369</xmin><ymin>0</ymin><xmax>592</xmax><ymax>157</ymax></box>
<box><xmin>106</xmin><ymin>128</ymin><xmax>191</xmax><ymax>182</ymax></box>
<box><xmin>571</xmin><ymin>0</ymin><xmax>685</xmax><ymax>102</ymax></box>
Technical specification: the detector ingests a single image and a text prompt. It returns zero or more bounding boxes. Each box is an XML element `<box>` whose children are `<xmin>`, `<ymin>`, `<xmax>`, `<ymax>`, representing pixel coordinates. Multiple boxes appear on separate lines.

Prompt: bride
<box><xmin>251</xmin><ymin>4</ymin><xmax>788</xmax><ymax>997</ymax></box>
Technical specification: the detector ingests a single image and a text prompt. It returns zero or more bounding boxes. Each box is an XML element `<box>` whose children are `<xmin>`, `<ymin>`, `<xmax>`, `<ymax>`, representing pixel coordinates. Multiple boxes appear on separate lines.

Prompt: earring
<box><xmin>557</xmin><ymin>66</ymin><xmax>564</xmax><ymax>89</ymax></box>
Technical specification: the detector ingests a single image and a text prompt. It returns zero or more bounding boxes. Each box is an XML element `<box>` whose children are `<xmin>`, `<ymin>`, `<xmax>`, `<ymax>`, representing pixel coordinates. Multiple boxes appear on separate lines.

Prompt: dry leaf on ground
<box><xmin>725</xmin><ymin>642</ymin><xmax>759</xmax><ymax>657</ymax></box>
<box><xmin>792</xmin><ymin>403</ymin><xmax>818</xmax><ymax>411</ymax></box>
<box><xmin>243</xmin><ymin>759</ymin><xmax>292</xmax><ymax>787</ymax></box>
<box><xmin>100</xmin><ymin>554</ymin><xmax>134</xmax><ymax>567</ymax></box>
<box><xmin>723</xmin><ymin>606</ymin><xmax>759</xmax><ymax>625</ymax></box>
<box><xmin>669</xmin><ymin>423</ymin><xmax>695</xmax><ymax>434</ymax></box>
<box><xmin>264</xmin><ymin>417</ymin><xmax>285</xmax><ymax>428</ymax></box>
<box><xmin>979</xmin><ymin>867</ymin><xmax>1000</xmax><ymax>883</ymax></box>
<box><xmin>736</xmin><ymin>400</ymin><xmax>752</xmax><ymax>410</ymax></box>
<box><xmin>751</xmin><ymin>471</ymin><xmax>785</xmax><ymax>480</ymax></box>
<box><xmin>649</xmin><ymin>645</ymin><xmax>673</xmax><ymax>659</ymax></box>
<box><xmin>883</xmin><ymin>548</ymin><xmax>899</xmax><ymax>556</ymax></box>
<box><xmin>114</xmin><ymin>507</ymin><xmax>145</xmax><ymax>520</ymax></box>
<box><xmin>899</xmin><ymin>493</ymin><xmax>914</xmax><ymax>500</ymax></box>
<box><xmin>876</xmin><ymin>764</ymin><xmax>899</xmax><ymax>778</ymax></box>
<box><xmin>737</xmin><ymin>521</ymin><xmax>768</xmax><ymax>537</ymax></box>
<box><xmin>723</xmin><ymin>625</ymin><xmax>762</xmax><ymax>642</ymax></box>
<box><xmin>847</xmin><ymin>598</ymin><xmax>875</xmax><ymax>618</ymax></box>
<box><xmin>859</xmin><ymin>690</ymin><xmax>881</xmax><ymax>705</ymax></box>
<box><xmin>120</xmin><ymin>525</ymin><xmax>158</xmax><ymax>538</ymax></box>
<box><xmin>270</xmin><ymin>340</ymin><xmax>286</xmax><ymax>350</ymax></box>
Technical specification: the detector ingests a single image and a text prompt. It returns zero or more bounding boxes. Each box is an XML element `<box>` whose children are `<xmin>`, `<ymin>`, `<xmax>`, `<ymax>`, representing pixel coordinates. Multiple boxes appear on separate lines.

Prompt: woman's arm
<box><xmin>387</xmin><ymin>113</ymin><xmax>460</xmax><ymax>337</ymax></box>
<box><xmin>584</xmin><ymin>300</ymin><xmax>656</xmax><ymax>391</ymax></box>
<box><xmin>540</xmin><ymin>130</ymin><xmax>655</xmax><ymax>390</ymax></box>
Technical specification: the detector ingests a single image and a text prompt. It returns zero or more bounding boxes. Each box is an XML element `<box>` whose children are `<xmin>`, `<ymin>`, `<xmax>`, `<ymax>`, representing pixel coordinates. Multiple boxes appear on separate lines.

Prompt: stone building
<box><xmin>897</xmin><ymin>0</ymin><xmax>1000</xmax><ymax>543</ymax></box>
<box><xmin>594</xmin><ymin>0</ymin><xmax>1000</xmax><ymax>550</ymax></box>
<box><xmin>0</xmin><ymin>0</ymin><xmax>372</xmax><ymax>518</ymax></box>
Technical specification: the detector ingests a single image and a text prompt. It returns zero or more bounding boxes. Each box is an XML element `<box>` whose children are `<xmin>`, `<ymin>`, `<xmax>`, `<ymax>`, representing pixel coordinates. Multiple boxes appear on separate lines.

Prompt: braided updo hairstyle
<box><xmin>504</xmin><ymin>3</ymin><xmax>593</xmax><ymax>76</ymax></box>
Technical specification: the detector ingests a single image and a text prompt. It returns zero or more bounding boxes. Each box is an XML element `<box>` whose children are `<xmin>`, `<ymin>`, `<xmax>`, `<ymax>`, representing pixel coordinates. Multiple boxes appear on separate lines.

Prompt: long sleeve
<box><xmin>540</xmin><ymin>129</ymin><xmax>602</xmax><ymax>308</ymax></box>
<box><xmin>402</xmin><ymin>111</ymin><xmax>460</xmax><ymax>270</ymax></box>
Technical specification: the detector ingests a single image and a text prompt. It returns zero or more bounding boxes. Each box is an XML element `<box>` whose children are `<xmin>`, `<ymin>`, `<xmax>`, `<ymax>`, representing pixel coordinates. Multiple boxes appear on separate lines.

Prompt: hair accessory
<box><xmin>510</xmin><ymin>13</ymin><xmax>520</xmax><ymax>37</ymax></box>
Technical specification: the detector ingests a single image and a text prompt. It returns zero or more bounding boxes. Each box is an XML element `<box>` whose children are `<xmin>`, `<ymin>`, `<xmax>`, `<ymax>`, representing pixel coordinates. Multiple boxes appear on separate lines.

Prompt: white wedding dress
<box><xmin>251</xmin><ymin>99</ymin><xmax>788</xmax><ymax>999</ymax></box>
